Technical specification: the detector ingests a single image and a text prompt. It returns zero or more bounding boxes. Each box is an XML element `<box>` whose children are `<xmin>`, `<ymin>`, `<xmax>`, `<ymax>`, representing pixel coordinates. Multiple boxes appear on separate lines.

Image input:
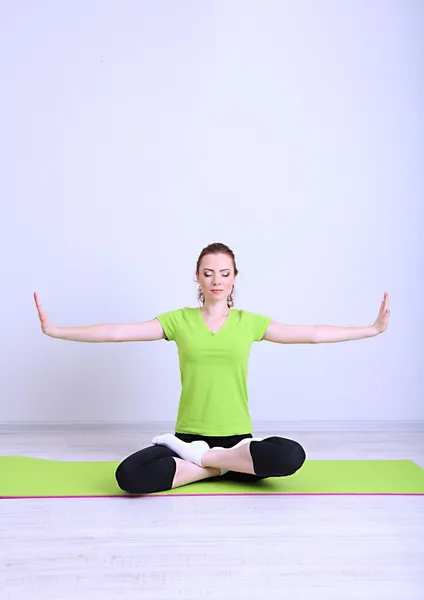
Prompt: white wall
<box><xmin>0</xmin><ymin>0</ymin><xmax>422</xmax><ymax>425</ymax></box>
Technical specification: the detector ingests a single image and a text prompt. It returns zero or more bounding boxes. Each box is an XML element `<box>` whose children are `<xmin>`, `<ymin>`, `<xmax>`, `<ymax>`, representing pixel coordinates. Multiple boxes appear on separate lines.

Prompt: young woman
<box><xmin>34</xmin><ymin>242</ymin><xmax>390</xmax><ymax>494</ymax></box>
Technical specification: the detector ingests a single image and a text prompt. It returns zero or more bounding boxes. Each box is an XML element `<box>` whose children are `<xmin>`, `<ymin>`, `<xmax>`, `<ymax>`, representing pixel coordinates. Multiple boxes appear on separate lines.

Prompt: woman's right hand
<box><xmin>34</xmin><ymin>292</ymin><xmax>57</xmax><ymax>336</ymax></box>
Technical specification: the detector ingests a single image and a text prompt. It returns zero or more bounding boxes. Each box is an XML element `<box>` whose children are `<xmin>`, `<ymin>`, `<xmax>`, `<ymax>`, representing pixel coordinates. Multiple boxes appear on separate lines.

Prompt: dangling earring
<box><xmin>227</xmin><ymin>285</ymin><xmax>235</xmax><ymax>308</ymax></box>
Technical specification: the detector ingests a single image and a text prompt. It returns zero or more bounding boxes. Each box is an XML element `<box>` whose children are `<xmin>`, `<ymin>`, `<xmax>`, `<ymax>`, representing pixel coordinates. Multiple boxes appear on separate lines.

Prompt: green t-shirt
<box><xmin>155</xmin><ymin>307</ymin><xmax>272</xmax><ymax>436</ymax></box>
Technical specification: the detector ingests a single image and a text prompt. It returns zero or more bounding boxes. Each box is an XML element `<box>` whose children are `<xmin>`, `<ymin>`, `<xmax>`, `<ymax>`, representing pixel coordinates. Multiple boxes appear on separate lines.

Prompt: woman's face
<box><xmin>197</xmin><ymin>253</ymin><xmax>237</xmax><ymax>304</ymax></box>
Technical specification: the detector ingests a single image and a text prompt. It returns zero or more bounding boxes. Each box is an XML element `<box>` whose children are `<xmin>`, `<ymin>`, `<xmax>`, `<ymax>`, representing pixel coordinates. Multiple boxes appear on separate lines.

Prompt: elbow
<box><xmin>311</xmin><ymin>326</ymin><xmax>320</xmax><ymax>343</ymax></box>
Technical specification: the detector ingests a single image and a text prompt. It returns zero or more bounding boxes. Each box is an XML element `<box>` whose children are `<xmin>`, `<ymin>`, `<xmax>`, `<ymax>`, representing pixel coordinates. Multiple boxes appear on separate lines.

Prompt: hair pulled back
<box><xmin>195</xmin><ymin>242</ymin><xmax>239</xmax><ymax>308</ymax></box>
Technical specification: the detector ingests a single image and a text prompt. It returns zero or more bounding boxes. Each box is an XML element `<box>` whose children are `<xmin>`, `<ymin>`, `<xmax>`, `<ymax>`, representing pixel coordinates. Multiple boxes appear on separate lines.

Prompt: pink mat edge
<box><xmin>2</xmin><ymin>492</ymin><xmax>424</xmax><ymax>499</ymax></box>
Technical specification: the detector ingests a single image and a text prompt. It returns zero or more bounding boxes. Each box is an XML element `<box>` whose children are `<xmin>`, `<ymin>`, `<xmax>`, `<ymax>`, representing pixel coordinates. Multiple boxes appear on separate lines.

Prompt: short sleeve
<box><xmin>252</xmin><ymin>313</ymin><xmax>272</xmax><ymax>342</ymax></box>
<box><xmin>155</xmin><ymin>309</ymin><xmax>183</xmax><ymax>342</ymax></box>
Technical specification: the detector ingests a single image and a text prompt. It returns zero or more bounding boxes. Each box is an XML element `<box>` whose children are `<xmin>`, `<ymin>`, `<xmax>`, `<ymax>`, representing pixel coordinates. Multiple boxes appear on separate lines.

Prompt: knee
<box><xmin>115</xmin><ymin>460</ymin><xmax>142</xmax><ymax>494</ymax></box>
<box><xmin>115</xmin><ymin>457</ymin><xmax>176</xmax><ymax>495</ymax></box>
<box><xmin>285</xmin><ymin>439</ymin><xmax>306</xmax><ymax>474</ymax></box>
<box><xmin>251</xmin><ymin>437</ymin><xmax>306</xmax><ymax>477</ymax></box>
<box><xmin>115</xmin><ymin>461</ymin><xmax>134</xmax><ymax>493</ymax></box>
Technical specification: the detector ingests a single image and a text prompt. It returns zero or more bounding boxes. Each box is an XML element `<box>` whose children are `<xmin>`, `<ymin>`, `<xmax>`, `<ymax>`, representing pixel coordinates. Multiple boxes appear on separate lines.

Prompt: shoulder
<box><xmin>232</xmin><ymin>308</ymin><xmax>272</xmax><ymax>326</ymax></box>
<box><xmin>157</xmin><ymin>306</ymin><xmax>191</xmax><ymax>316</ymax></box>
<box><xmin>156</xmin><ymin>306</ymin><xmax>197</xmax><ymax>322</ymax></box>
<box><xmin>232</xmin><ymin>308</ymin><xmax>269</xmax><ymax>320</ymax></box>
<box><xmin>232</xmin><ymin>308</ymin><xmax>272</xmax><ymax>341</ymax></box>
<box><xmin>155</xmin><ymin>307</ymin><xmax>196</xmax><ymax>342</ymax></box>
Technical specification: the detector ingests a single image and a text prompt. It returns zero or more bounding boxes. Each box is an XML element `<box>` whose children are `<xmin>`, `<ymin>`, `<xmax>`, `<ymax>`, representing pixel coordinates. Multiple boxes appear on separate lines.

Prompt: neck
<box><xmin>201</xmin><ymin>301</ymin><xmax>230</xmax><ymax>317</ymax></box>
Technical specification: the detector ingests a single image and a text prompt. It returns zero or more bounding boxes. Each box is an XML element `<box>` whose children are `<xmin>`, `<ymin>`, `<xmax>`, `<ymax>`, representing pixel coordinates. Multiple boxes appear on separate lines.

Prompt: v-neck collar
<box><xmin>198</xmin><ymin>307</ymin><xmax>232</xmax><ymax>336</ymax></box>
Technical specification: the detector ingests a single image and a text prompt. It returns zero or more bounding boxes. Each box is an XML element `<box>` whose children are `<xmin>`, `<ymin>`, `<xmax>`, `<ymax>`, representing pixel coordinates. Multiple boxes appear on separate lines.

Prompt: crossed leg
<box><xmin>172</xmin><ymin>458</ymin><xmax>221</xmax><ymax>488</ymax></box>
<box><xmin>172</xmin><ymin>440</ymin><xmax>257</xmax><ymax>488</ymax></box>
<box><xmin>166</xmin><ymin>434</ymin><xmax>307</xmax><ymax>487</ymax></box>
<box><xmin>115</xmin><ymin>434</ymin><xmax>306</xmax><ymax>494</ymax></box>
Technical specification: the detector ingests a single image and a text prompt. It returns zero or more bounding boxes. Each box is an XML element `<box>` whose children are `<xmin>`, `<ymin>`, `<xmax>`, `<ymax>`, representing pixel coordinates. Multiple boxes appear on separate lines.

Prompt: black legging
<box><xmin>115</xmin><ymin>433</ymin><xmax>306</xmax><ymax>494</ymax></box>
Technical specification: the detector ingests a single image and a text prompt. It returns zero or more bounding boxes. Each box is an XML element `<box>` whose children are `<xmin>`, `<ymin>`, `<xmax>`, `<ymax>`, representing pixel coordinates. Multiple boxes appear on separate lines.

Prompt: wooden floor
<box><xmin>1</xmin><ymin>429</ymin><xmax>423</xmax><ymax>600</ymax></box>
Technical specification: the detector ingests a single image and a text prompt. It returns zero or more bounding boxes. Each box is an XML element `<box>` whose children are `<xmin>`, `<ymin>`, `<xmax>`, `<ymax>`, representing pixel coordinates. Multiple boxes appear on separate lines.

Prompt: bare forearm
<box><xmin>49</xmin><ymin>324</ymin><xmax>117</xmax><ymax>342</ymax></box>
<box><xmin>315</xmin><ymin>324</ymin><xmax>379</xmax><ymax>344</ymax></box>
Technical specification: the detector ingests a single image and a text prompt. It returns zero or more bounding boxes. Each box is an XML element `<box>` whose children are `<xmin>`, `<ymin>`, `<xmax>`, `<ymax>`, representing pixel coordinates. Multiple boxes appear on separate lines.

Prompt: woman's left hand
<box><xmin>372</xmin><ymin>292</ymin><xmax>390</xmax><ymax>334</ymax></box>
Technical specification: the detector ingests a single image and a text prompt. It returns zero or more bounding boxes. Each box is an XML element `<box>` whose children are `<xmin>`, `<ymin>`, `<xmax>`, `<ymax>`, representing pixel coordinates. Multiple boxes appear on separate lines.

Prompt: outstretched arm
<box><xmin>263</xmin><ymin>292</ymin><xmax>390</xmax><ymax>344</ymax></box>
<box><xmin>34</xmin><ymin>292</ymin><xmax>166</xmax><ymax>342</ymax></box>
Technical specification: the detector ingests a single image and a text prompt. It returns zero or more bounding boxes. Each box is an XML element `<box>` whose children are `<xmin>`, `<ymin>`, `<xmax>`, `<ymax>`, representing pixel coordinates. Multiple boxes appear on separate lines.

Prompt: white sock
<box><xmin>152</xmin><ymin>433</ymin><xmax>210</xmax><ymax>467</ymax></box>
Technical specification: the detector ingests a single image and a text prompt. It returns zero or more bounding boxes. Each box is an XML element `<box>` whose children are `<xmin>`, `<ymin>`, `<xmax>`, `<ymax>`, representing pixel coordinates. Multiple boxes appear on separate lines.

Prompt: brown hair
<box><xmin>195</xmin><ymin>242</ymin><xmax>239</xmax><ymax>308</ymax></box>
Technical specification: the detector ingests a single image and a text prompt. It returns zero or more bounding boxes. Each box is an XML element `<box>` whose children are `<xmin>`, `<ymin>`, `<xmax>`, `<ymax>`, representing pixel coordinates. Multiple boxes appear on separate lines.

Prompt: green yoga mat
<box><xmin>1</xmin><ymin>456</ymin><xmax>424</xmax><ymax>497</ymax></box>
